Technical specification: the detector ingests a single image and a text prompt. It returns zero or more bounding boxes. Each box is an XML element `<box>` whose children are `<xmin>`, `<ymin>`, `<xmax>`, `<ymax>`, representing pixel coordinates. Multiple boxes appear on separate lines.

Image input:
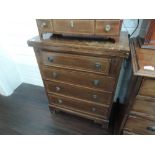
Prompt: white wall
<box><xmin>0</xmin><ymin>19</ymin><xmax>141</xmax><ymax>96</ymax></box>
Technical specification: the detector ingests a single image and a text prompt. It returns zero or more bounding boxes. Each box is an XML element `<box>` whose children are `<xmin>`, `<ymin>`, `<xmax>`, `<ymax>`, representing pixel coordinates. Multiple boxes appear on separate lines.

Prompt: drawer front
<box><xmin>53</xmin><ymin>19</ymin><xmax>94</xmax><ymax>35</ymax></box>
<box><xmin>95</xmin><ymin>20</ymin><xmax>121</xmax><ymax>36</ymax></box>
<box><xmin>139</xmin><ymin>78</ymin><xmax>155</xmax><ymax>98</ymax></box>
<box><xmin>132</xmin><ymin>97</ymin><xmax>155</xmax><ymax>117</ymax></box>
<box><xmin>45</xmin><ymin>80</ymin><xmax>112</xmax><ymax>105</ymax></box>
<box><xmin>124</xmin><ymin>115</ymin><xmax>155</xmax><ymax>135</ymax></box>
<box><xmin>41</xmin><ymin>51</ymin><xmax>111</xmax><ymax>75</ymax></box>
<box><xmin>42</xmin><ymin>67</ymin><xmax>115</xmax><ymax>92</ymax></box>
<box><xmin>48</xmin><ymin>94</ymin><xmax>108</xmax><ymax>118</ymax></box>
<box><xmin>36</xmin><ymin>19</ymin><xmax>53</xmax><ymax>32</ymax></box>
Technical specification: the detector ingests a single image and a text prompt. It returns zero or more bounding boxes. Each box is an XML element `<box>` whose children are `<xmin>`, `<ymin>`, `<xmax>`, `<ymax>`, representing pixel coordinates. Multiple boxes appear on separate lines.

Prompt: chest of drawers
<box><xmin>28</xmin><ymin>21</ymin><xmax>129</xmax><ymax>128</ymax></box>
<box><xmin>36</xmin><ymin>19</ymin><xmax>122</xmax><ymax>41</ymax></box>
<box><xmin>120</xmin><ymin>38</ymin><xmax>155</xmax><ymax>134</ymax></box>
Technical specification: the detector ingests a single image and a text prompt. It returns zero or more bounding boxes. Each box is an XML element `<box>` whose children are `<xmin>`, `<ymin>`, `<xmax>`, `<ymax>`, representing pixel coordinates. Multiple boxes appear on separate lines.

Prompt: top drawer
<box><xmin>53</xmin><ymin>19</ymin><xmax>94</xmax><ymax>35</ymax></box>
<box><xmin>139</xmin><ymin>78</ymin><xmax>155</xmax><ymax>98</ymax></box>
<box><xmin>95</xmin><ymin>20</ymin><xmax>121</xmax><ymax>36</ymax></box>
<box><xmin>41</xmin><ymin>51</ymin><xmax>111</xmax><ymax>75</ymax></box>
<box><xmin>36</xmin><ymin>19</ymin><xmax>53</xmax><ymax>33</ymax></box>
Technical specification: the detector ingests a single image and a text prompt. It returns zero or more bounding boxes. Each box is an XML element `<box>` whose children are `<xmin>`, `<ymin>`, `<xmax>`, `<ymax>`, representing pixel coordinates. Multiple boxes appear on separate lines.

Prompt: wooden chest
<box><xmin>28</xmin><ymin>22</ymin><xmax>129</xmax><ymax>128</ymax></box>
<box><xmin>36</xmin><ymin>19</ymin><xmax>122</xmax><ymax>41</ymax></box>
<box><xmin>120</xmin><ymin>38</ymin><xmax>155</xmax><ymax>134</ymax></box>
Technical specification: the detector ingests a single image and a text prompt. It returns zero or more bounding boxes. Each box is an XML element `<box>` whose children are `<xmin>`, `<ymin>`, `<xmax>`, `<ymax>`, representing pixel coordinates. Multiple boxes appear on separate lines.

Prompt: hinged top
<box><xmin>28</xmin><ymin>32</ymin><xmax>130</xmax><ymax>58</ymax></box>
<box><xmin>130</xmin><ymin>38</ymin><xmax>155</xmax><ymax>78</ymax></box>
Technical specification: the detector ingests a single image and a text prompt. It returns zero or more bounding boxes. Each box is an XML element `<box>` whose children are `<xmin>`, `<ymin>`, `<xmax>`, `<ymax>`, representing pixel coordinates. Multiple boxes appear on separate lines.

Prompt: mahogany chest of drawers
<box><xmin>120</xmin><ymin>38</ymin><xmax>155</xmax><ymax>134</ymax></box>
<box><xmin>28</xmin><ymin>20</ymin><xmax>129</xmax><ymax>128</ymax></box>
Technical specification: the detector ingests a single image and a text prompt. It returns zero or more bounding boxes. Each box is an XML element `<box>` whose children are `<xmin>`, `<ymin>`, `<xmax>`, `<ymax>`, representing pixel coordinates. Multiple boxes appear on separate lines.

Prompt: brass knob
<box><xmin>93</xmin><ymin>79</ymin><xmax>100</xmax><ymax>86</ymax></box>
<box><xmin>41</xmin><ymin>22</ymin><xmax>47</xmax><ymax>28</ymax></box>
<box><xmin>70</xmin><ymin>20</ymin><xmax>74</xmax><ymax>28</ymax></box>
<box><xmin>146</xmin><ymin>126</ymin><xmax>155</xmax><ymax>132</ymax></box>
<box><xmin>58</xmin><ymin>99</ymin><xmax>62</xmax><ymax>104</ymax></box>
<box><xmin>92</xmin><ymin>107</ymin><xmax>96</xmax><ymax>112</ymax></box>
<box><xmin>56</xmin><ymin>86</ymin><xmax>60</xmax><ymax>91</ymax></box>
<box><xmin>104</xmin><ymin>24</ymin><xmax>111</xmax><ymax>32</ymax></box>
<box><xmin>95</xmin><ymin>62</ymin><xmax>101</xmax><ymax>69</ymax></box>
<box><xmin>52</xmin><ymin>72</ymin><xmax>58</xmax><ymax>78</ymax></box>
<box><xmin>92</xmin><ymin>94</ymin><xmax>98</xmax><ymax>99</ymax></box>
<box><xmin>48</xmin><ymin>57</ymin><xmax>54</xmax><ymax>62</ymax></box>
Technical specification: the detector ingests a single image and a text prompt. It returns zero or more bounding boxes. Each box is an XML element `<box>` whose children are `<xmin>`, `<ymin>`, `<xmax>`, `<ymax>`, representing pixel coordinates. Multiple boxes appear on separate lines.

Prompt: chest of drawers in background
<box><xmin>28</xmin><ymin>19</ymin><xmax>129</xmax><ymax>128</ymax></box>
<box><xmin>36</xmin><ymin>19</ymin><xmax>122</xmax><ymax>41</ymax></box>
<box><xmin>120</xmin><ymin>38</ymin><xmax>155</xmax><ymax>134</ymax></box>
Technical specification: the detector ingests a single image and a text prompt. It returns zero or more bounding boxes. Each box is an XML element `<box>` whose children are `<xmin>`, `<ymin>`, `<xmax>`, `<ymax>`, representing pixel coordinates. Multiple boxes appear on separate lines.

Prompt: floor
<box><xmin>0</xmin><ymin>83</ymin><xmax>111</xmax><ymax>135</ymax></box>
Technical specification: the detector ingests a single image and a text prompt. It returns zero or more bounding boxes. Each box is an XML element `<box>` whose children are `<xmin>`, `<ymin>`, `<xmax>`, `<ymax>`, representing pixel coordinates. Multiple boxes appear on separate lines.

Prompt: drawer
<box><xmin>95</xmin><ymin>20</ymin><xmax>121</xmax><ymax>36</ymax></box>
<box><xmin>36</xmin><ymin>19</ymin><xmax>53</xmax><ymax>32</ymax></box>
<box><xmin>124</xmin><ymin>115</ymin><xmax>155</xmax><ymax>135</ymax></box>
<box><xmin>45</xmin><ymin>80</ymin><xmax>112</xmax><ymax>105</ymax></box>
<box><xmin>139</xmin><ymin>78</ymin><xmax>155</xmax><ymax>98</ymax></box>
<box><xmin>48</xmin><ymin>94</ymin><xmax>108</xmax><ymax>118</ymax></box>
<box><xmin>131</xmin><ymin>97</ymin><xmax>155</xmax><ymax>118</ymax></box>
<box><xmin>42</xmin><ymin>67</ymin><xmax>115</xmax><ymax>92</ymax></box>
<box><xmin>53</xmin><ymin>19</ymin><xmax>94</xmax><ymax>35</ymax></box>
<box><xmin>41</xmin><ymin>51</ymin><xmax>111</xmax><ymax>75</ymax></box>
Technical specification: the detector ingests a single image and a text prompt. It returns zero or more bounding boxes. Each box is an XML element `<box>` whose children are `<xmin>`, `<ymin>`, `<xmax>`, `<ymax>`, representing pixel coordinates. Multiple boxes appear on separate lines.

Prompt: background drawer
<box><xmin>48</xmin><ymin>94</ymin><xmax>108</xmax><ymax>118</ymax></box>
<box><xmin>139</xmin><ymin>78</ymin><xmax>155</xmax><ymax>98</ymax></box>
<box><xmin>36</xmin><ymin>19</ymin><xmax>53</xmax><ymax>32</ymax></box>
<box><xmin>42</xmin><ymin>67</ymin><xmax>115</xmax><ymax>92</ymax></box>
<box><xmin>124</xmin><ymin>115</ymin><xmax>155</xmax><ymax>135</ymax></box>
<box><xmin>45</xmin><ymin>80</ymin><xmax>112</xmax><ymax>105</ymax></box>
<box><xmin>95</xmin><ymin>20</ymin><xmax>121</xmax><ymax>36</ymax></box>
<box><xmin>131</xmin><ymin>97</ymin><xmax>155</xmax><ymax>118</ymax></box>
<box><xmin>53</xmin><ymin>19</ymin><xmax>94</xmax><ymax>35</ymax></box>
<box><xmin>41</xmin><ymin>51</ymin><xmax>111</xmax><ymax>75</ymax></box>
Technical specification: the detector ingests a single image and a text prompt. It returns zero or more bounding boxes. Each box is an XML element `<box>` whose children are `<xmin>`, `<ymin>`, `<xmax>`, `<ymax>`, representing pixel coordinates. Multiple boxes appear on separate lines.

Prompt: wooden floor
<box><xmin>0</xmin><ymin>83</ymin><xmax>111</xmax><ymax>135</ymax></box>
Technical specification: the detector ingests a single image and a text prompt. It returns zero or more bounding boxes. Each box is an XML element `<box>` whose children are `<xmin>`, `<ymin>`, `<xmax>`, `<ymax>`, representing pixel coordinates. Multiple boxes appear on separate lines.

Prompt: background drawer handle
<box><xmin>146</xmin><ymin>126</ymin><xmax>155</xmax><ymax>132</ymax></box>
<box><xmin>104</xmin><ymin>24</ymin><xmax>111</xmax><ymax>32</ymax></box>
<box><xmin>58</xmin><ymin>99</ymin><xmax>63</xmax><ymax>104</ymax></box>
<box><xmin>70</xmin><ymin>20</ymin><xmax>74</xmax><ymax>28</ymax></box>
<box><xmin>52</xmin><ymin>72</ymin><xmax>58</xmax><ymax>78</ymax></box>
<box><xmin>41</xmin><ymin>22</ymin><xmax>47</xmax><ymax>28</ymax></box>
<box><xmin>48</xmin><ymin>57</ymin><xmax>54</xmax><ymax>62</ymax></box>
<box><xmin>55</xmin><ymin>86</ymin><xmax>60</xmax><ymax>91</ymax></box>
<box><xmin>92</xmin><ymin>107</ymin><xmax>96</xmax><ymax>112</ymax></box>
<box><xmin>95</xmin><ymin>62</ymin><xmax>101</xmax><ymax>70</ymax></box>
<box><xmin>93</xmin><ymin>80</ymin><xmax>100</xmax><ymax>86</ymax></box>
<box><xmin>92</xmin><ymin>94</ymin><xmax>98</xmax><ymax>99</ymax></box>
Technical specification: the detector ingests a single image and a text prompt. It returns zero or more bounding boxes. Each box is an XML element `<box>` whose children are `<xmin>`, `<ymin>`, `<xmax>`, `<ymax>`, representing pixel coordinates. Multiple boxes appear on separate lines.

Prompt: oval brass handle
<box><xmin>70</xmin><ymin>20</ymin><xmax>74</xmax><ymax>28</ymax></box>
<box><xmin>55</xmin><ymin>86</ymin><xmax>60</xmax><ymax>91</ymax></box>
<box><xmin>41</xmin><ymin>22</ymin><xmax>47</xmax><ymax>28</ymax></box>
<box><xmin>92</xmin><ymin>94</ymin><xmax>98</xmax><ymax>99</ymax></box>
<box><xmin>92</xmin><ymin>107</ymin><xmax>96</xmax><ymax>112</ymax></box>
<box><xmin>95</xmin><ymin>62</ymin><xmax>101</xmax><ymax>69</ymax></box>
<box><xmin>146</xmin><ymin>126</ymin><xmax>155</xmax><ymax>132</ymax></box>
<box><xmin>93</xmin><ymin>79</ymin><xmax>100</xmax><ymax>86</ymax></box>
<box><xmin>48</xmin><ymin>57</ymin><xmax>54</xmax><ymax>62</ymax></box>
<box><xmin>104</xmin><ymin>24</ymin><xmax>111</xmax><ymax>32</ymax></box>
<box><xmin>52</xmin><ymin>72</ymin><xmax>58</xmax><ymax>78</ymax></box>
<box><xmin>58</xmin><ymin>99</ymin><xmax>63</xmax><ymax>104</ymax></box>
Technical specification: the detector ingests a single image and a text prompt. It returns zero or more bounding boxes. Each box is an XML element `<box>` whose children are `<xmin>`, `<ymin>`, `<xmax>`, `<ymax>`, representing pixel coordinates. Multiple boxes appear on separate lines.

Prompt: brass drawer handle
<box><xmin>48</xmin><ymin>57</ymin><xmax>54</xmax><ymax>62</ymax></box>
<box><xmin>104</xmin><ymin>24</ymin><xmax>111</xmax><ymax>32</ymax></box>
<box><xmin>92</xmin><ymin>107</ymin><xmax>96</xmax><ymax>112</ymax></box>
<box><xmin>55</xmin><ymin>86</ymin><xmax>60</xmax><ymax>91</ymax></box>
<box><xmin>52</xmin><ymin>72</ymin><xmax>58</xmax><ymax>78</ymax></box>
<box><xmin>146</xmin><ymin>126</ymin><xmax>155</xmax><ymax>132</ymax></box>
<box><xmin>92</xmin><ymin>94</ymin><xmax>98</xmax><ymax>99</ymax></box>
<box><xmin>93</xmin><ymin>79</ymin><xmax>100</xmax><ymax>86</ymax></box>
<box><xmin>41</xmin><ymin>22</ymin><xmax>47</xmax><ymax>28</ymax></box>
<box><xmin>58</xmin><ymin>99</ymin><xmax>63</xmax><ymax>104</ymax></box>
<box><xmin>95</xmin><ymin>62</ymin><xmax>101</xmax><ymax>70</ymax></box>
